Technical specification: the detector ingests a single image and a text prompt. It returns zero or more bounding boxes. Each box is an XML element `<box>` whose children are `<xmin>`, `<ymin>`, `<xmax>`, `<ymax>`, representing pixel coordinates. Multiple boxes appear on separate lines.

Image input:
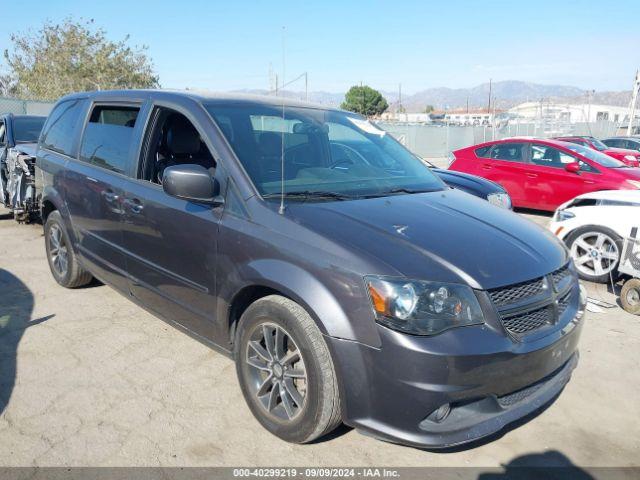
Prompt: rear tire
<box><xmin>234</xmin><ymin>295</ymin><xmax>341</xmax><ymax>443</ymax></box>
<box><xmin>566</xmin><ymin>226</ymin><xmax>622</xmax><ymax>283</ymax></box>
<box><xmin>621</xmin><ymin>278</ymin><xmax>640</xmax><ymax>315</ymax></box>
<box><xmin>44</xmin><ymin>211</ymin><xmax>93</xmax><ymax>288</ymax></box>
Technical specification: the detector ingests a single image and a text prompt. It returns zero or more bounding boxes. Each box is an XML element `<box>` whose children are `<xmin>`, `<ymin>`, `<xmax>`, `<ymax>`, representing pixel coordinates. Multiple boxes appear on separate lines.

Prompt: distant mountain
<box><xmin>231</xmin><ymin>81</ymin><xmax>632</xmax><ymax>112</ymax></box>
<box><xmin>398</xmin><ymin>81</ymin><xmax>585</xmax><ymax>112</ymax></box>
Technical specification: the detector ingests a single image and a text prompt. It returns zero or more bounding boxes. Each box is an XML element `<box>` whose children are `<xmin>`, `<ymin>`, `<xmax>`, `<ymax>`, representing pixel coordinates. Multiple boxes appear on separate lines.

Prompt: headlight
<box><xmin>487</xmin><ymin>192</ymin><xmax>512</xmax><ymax>209</ymax></box>
<box><xmin>626</xmin><ymin>180</ymin><xmax>640</xmax><ymax>189</ymax></box>
<box><xmin>365</xmin><ymin>276</ymin><xmax>484</xmax><ymax>335</ymax></box>
<box><xmin>555</xmin><ymin>210</ymin><xmax>575</xmax><ymax>221</ymax></box>
<box><xmin>624</xmin><ymin>155</ymin><xmax>637</xmax><ymax>161</ymax></box>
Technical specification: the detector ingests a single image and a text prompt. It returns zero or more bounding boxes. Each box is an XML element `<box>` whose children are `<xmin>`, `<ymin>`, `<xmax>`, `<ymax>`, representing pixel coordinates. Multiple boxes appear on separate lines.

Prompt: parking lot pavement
<box><xmin>1</xmin><ymin>208</ymin><xmax>639</xmax><ymax>468</ymax></box>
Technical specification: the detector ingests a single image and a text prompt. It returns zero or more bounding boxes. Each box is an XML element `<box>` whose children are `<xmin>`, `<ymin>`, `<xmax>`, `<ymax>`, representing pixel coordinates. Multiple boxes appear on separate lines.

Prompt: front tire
<box><xmin>44</xmin><ymin>211</ymin><xmax>93</xmax><ymax>288</ymax></box>
<box><xmin>566</xmin><ymin>226</ymin><xmax>622</xmax><ymax>283</ymax></box>
<box><xmin>235</xmin><ymin>295</ymin><xmax>341</xmax><ymax>443</ymax></box>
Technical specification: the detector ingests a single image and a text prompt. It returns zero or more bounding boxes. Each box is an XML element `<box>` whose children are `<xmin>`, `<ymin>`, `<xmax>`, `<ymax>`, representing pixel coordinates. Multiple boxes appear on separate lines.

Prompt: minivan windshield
<box><xmin>205</xmin><ymin>103</ymin><xmax>445</xmax><ymax>200</ymax></box>
<box><xmin>563</xmin><ymin>143</ymin><xmax>626</xmax><ymax>168</ymax></box>
<box><xmin>13</xmin><ymin>116</ymin><xmax>46</xmax><ymax>143</ymax></box>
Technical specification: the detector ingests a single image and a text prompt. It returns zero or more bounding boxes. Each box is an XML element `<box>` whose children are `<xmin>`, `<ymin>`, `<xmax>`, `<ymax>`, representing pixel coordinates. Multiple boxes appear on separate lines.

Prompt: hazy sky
<box><xmin>1</xmin><ymin>0</ymin><xmax>638</xmax><ymax>94</ymax></box>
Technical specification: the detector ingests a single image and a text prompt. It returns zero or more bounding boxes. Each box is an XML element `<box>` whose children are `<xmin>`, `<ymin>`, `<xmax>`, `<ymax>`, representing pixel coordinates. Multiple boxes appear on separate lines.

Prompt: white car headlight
<box><xmin>627</xmin><ymin>180</ymin><xmax>640</xmax><ymax>189</ymax></box>
<box><xmin>487</xmin><ymin>192</ymin><xmax>512</xmax><ymax>209</ymax></box>
<box><xmin>624</xmin><ymin>155</ymin><xmax>637</xmax><ymax>161</ymax></box>
<box><xmin>365</xmin><ymin>277</ymin><xmax>484</xmax><ymax>336</ymax></box>
<box><xmin>555</xmin><ymin>210</ymin><xmax>576</xmax><ymax>222</ymax></box>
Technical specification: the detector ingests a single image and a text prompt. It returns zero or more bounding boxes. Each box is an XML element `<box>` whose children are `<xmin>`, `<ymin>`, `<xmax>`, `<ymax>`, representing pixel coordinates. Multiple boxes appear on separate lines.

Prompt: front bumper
<box><xmin>327</xmin><ymin>294</ymin><xmax>584</xmax><ymax>449</ymax></box>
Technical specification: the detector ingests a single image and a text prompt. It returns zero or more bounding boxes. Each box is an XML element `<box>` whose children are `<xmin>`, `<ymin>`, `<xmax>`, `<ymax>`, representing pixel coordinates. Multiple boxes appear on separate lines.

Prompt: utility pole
<box><xmin>627</xmin><ymin>70</ymin><xmax>639</xmax><ymax>136</ymax></box>
<box><xmin>487</xmin><ymin>78</ymin><xmax>492</xmax><ymax>114</ymax></box>
<box><xmin>305</xmin><ymin>72</ymin><xmax>308</xmax><ymax>102</ymax></box>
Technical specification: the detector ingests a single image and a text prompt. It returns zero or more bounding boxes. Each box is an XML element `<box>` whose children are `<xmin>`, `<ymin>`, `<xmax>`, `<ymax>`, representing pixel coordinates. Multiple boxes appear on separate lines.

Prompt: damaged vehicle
<box><xmin>38</xmin><ymin>90</ymin><xmax>586</xmax><ymax>448</ymax></box>
<box><xmin>0</xmin><ymin>113</ymin><xmax>47</xmax><ymax>222</ymax></box>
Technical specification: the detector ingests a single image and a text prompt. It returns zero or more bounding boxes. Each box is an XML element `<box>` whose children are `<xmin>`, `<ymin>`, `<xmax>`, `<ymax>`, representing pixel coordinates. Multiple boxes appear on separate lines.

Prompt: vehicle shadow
<box><xmin>477</xmin><ymin>450</ymin><xmax>594</xmax><ymax>479</ymax></box>
<box><xmin>0</xmin><ymin>269</ymin><xmax>54</xmax><ymax>416</ymax></box>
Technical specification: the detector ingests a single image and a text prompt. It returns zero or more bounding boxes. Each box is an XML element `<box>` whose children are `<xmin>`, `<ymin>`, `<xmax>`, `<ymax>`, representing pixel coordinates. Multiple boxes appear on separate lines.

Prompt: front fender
<box><xmin>222</xmin><ymin>259</ymin><xmax>382</xmax><ymax>348</ymax></box>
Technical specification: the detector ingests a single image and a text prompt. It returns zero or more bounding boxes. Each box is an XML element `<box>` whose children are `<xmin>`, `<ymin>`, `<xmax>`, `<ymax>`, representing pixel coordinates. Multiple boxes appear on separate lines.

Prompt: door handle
<box><xmin>526</xmin><ymin>173</ymin><xmax>538</xmax><ymax>178</ymax></box>
<box><xmin>482</xmin><ymin>164</ymin><xmax>492</xmax><ymax>170</ymax></box>
<box><xmin>102</xmin><ymin>190</ymin><xmax>119</xmax><ymax>203</ymax></box>
<box><xmin>123</xmin><ymin>198</ymin><xmax>144</xmax><ymax>214</ymax></box>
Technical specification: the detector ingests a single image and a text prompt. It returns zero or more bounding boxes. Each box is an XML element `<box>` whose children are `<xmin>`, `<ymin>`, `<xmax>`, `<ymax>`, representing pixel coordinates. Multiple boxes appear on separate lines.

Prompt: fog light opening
<box><xmin>427</xmin><ymin>403</ymin><xmax>451</xmax><ymax>423</ymax></box>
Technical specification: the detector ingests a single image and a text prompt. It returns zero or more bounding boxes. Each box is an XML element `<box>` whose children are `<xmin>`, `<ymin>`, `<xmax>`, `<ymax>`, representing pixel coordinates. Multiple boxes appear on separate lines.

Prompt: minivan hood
<box><xmin>285</xmin><ymin>189</ymin><xmax>566</xmax><ymax>290</ymax></box>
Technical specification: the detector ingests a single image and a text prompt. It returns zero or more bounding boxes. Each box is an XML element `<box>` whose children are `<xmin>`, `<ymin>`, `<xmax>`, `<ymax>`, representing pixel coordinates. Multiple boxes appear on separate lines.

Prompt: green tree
<box><xmin>341</xmin><ymin>85</ymin><xmax>388</xmax><ymax>116</ymax></box>
<box><xmin>4</xmin><ymin>17</ymin><xmax>159</xmax><ymax>100</ymax></box>
<box><xmin>423</xmin><ymin>105</ymin><xmax>435</xmax><ymax>113</ymax></box>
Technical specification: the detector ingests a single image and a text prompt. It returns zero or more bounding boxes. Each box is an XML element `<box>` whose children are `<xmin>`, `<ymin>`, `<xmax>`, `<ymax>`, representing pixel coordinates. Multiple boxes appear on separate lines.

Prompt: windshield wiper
<box><xmin>359</xmin><ymin>187</ymin><xmax>439</xmax><ymax>199</ymax></box>
<box><xmin>387</xmin><ymin>187</ymin><xmax>438</xmax><ymax>195</ymax></box>
<box><xmin>263</xmin><ymin>190</ymin><xmax>355</xmax><ymax>201</ymax></box>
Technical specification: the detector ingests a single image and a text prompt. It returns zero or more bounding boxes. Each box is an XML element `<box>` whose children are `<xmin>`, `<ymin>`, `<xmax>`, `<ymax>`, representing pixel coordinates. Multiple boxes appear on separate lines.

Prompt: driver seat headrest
<box><xmin>167</xmin><ymin>117</ymin><xmax>201</xmax><ymax>155</ymax></box>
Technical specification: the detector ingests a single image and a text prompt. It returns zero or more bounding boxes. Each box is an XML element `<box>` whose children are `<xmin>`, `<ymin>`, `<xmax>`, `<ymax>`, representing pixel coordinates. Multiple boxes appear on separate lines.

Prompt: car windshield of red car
<box><xmin>564</xmin><ymin>144</ymin><xmax>625</xmax><ymax>168</ymax></box>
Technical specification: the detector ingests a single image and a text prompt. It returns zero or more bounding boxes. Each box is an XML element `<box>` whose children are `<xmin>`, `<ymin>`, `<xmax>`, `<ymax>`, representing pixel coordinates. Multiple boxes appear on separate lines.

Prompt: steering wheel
<box><xmin>329</xmin><ymin>158</ymin><xmax>353</xmax><ymax>169</ymax></box>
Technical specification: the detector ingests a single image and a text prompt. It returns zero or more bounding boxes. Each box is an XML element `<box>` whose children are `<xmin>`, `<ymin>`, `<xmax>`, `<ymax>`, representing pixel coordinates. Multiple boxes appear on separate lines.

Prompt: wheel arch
<box><xmin>40</xmin><ymin>187</ymin><xmax>78</xmax><ymax>247</ymax></box>
<box><xmin>222</xmin><ymin>259</ymin><xmax>376</xmax><ymax>348</ymax></box>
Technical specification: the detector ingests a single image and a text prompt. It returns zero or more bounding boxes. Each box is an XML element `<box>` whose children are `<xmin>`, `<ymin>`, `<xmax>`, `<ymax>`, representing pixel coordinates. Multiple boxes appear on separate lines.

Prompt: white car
<box><xmin>550</xmin><ymin>190</ymin><xmax>640</xmax><ymax>283</ymax></box>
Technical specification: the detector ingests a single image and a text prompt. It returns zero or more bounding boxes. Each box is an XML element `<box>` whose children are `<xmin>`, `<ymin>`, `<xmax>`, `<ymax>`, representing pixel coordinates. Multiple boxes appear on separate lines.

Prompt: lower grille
<box><xmin>501</xmin><ymin>306</ymin><xmax>553</xmax><ymax>335</ymax></box>
<box><xmin>497</xmin><ymin>381</ymin><xmax>546</xmax><ymax>408</ymax></box>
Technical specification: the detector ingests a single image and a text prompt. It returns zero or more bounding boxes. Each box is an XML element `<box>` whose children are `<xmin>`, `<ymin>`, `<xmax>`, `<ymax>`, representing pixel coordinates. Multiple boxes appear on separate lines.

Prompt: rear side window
<box><xmin>475</xmin><ymin>146</ymin><xmax>491</xmax><ymax>157</ymax></box>
<box><xmin>489</xmin><ymin>143</ymin><xmax>524</xmax><ymax>162</ymax></box>
<box><xmin>0</xmin><ymin>121</ymin><xmax>5</xmax><ymax>144</ymax></box>
<box><xmin>41</xmin><ymin>99</ymin><xmax>84</xmax><ymax>156</ymax></box>
<box><xmin>79</xmin><ymin>105</ymin><xmax>140</xmax><ymax>174</ymax></box>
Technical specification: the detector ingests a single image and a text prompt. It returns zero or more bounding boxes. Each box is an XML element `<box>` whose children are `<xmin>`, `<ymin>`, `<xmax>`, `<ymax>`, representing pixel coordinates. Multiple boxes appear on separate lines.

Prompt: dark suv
<box><xmin>37</xmin><ymin>90</ymin><xmax>586</xmax><ymax>448</ymax></box>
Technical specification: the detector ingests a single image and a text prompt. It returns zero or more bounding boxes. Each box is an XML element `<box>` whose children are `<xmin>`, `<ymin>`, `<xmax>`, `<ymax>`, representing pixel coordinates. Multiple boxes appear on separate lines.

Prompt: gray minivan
<box><xmin>37</xmin><ymin>90</ymin><xmax>586</xmax><ymax>448</ymax></box>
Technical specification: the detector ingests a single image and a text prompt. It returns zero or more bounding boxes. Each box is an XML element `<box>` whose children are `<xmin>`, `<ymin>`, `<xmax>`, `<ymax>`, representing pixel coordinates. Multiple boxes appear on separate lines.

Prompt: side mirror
<box><xmin>565</xmin><ymin>162</ymin><xmax>581</xmax><ymax>174</ymax></box>
<box><xmin>162</xmin><ymin>164</ymin><xmax>224</xmax><ymax>206</ymax></box>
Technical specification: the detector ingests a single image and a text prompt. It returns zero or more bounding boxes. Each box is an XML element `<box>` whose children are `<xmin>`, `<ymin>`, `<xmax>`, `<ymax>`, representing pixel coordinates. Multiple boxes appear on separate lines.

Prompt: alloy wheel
<box><xmin>245</xmin><ymin>323</ymin><xmax>307</xmax><ymax>422</ymax></box>
<box><xmin>48</xmin><ymin>224</ymin><xmax>69</xmax><ymax>277</ymax></box>
<box><xmin>571</xmin><ymin>232</ymin><xmax>619</xmax><ymax>278</ymax></box>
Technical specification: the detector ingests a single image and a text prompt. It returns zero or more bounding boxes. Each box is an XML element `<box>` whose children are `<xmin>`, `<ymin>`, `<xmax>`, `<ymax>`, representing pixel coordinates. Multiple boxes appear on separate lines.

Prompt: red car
<box><xmin>449</xmin><ymin>138</ymin><xmax>640</xmax><ymax>211</ymax></box>
<box><xmin>553</xmin><ymin>135</ymin><xmax>640</xmax><ymax>167</ymax></box>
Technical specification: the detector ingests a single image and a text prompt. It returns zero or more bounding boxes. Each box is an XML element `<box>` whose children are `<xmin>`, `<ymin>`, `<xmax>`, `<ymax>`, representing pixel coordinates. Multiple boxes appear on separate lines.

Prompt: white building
<box><xmin>379</xmin><ymin>112</ymin><xmax>433</xmax><ymax>123</ymax></box>
<box><xmin>508</xmin><ymin>102</ymin><xmax>636</xmax><ymax>124</ymax></box>
<box><xmin>443</xmin><ymin>110</ymin><xmax>496</xmax><ymax>126</ymax></box>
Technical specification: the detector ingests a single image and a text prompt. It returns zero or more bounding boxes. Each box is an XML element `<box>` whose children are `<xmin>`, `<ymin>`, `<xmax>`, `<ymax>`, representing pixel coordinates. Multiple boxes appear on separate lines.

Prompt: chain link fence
<box><xmin>0</xmin><ymin>96</ymin><xmax>55</xmax><ymax>116</ymax></box>
<box><xmin>377</xmin><ymin>120</ymin><xmax>625</xmax><ymax>160</ymax></box>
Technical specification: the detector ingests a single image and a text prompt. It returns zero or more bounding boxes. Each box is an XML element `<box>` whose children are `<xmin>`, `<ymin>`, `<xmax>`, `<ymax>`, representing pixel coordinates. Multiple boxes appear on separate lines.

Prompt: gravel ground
<box><xmin>0</xmin><ymin>207</ymin><xmax>639</xmax><ymax>469</ymax></box>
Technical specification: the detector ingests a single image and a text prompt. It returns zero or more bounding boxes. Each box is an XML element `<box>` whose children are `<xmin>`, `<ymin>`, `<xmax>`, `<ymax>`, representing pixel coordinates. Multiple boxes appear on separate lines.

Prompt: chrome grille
<box><xmin>501</xmin><ymin>306</ymin><xmax>553</xmax><ymax>335</ymax></box>
<box><xmin>488</xmin><ymin>278</ymin><xmax>545</xmax><ymax>306</ymax></box>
